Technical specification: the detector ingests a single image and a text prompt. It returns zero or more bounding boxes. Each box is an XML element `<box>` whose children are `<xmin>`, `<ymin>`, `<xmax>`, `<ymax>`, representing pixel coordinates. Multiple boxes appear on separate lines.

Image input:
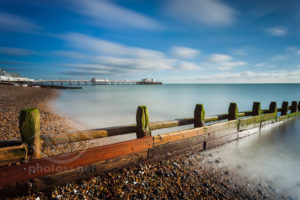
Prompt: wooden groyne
<box><xmin>0</xmin><ymin>101</ymin><xmax>300</xmax><ymax>195</ymax></box>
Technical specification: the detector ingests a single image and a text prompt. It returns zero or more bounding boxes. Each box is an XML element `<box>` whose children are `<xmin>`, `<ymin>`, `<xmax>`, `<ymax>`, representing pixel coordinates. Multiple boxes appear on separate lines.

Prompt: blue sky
<box><xmin>0</xmin><ymin>0</ymin><xmax>300</xmax><ymax>83</ymax></box>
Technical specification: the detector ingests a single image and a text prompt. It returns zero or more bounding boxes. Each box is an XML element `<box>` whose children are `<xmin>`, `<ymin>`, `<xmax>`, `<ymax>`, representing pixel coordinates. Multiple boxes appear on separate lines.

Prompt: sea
<box><xmin>53</xmin><ymin>84</ymin><xmax>300</xmax><ymax>199</ymax></box>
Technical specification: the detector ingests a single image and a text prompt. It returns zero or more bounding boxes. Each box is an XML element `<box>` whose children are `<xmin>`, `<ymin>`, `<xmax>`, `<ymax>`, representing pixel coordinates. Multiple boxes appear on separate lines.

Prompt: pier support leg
<box><xmin>194</xmin><ymin>104</ymin><xmax>205</xmax><ymax>127</ymax></box>
<box><xmin>269</xmin><ymin>102</ymin><xmax>277</xmax><ymax>114</ymax></box>
<box><xmin>136</xmin><ymin>106</ymin><xmax>151</xmax><ymax>138</ymax></box>
<box><xmin>19</xmin><ymin>108</ymin><xmax>41</xmax><ymax>159</ymax></box>
<box><xmin>228</xmin><ymin>103</ymin><xmax>238</xmax><ymax>120</ymax></box>
<box><xmin>61</xmin><ymin>81</ymin><xmax>62</xmax><ymax>87</ymax></box>
<box><xmin>281</xmin><ymin>101</ymin><xmax>289</xmax><ymax>116</ymax></box>
<box><xmin>252</xmin><ymin>102</ymin><xmax>261</xmax><ymax>116</ymax></box>
<box><xmin>291</xmin><ymin>101</ymin><xmax>297</xmax><ymax>113</ymax></box>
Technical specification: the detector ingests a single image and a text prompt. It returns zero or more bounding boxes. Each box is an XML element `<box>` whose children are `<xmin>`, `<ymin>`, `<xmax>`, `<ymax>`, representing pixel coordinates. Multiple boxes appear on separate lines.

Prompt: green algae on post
<box><xmin>252</xmin><ymin>102</ymin><xmax>261</xmax><ymax>116</ymax></box>
<box><xmin>228</xmin><ymin>103</ymin><xmax>238</xmax><ymax>120</ymax></box>
<box><xmin>136</xmin><ymin>106</ymin><xmax>151</xmax><ymax>138</ymax></box>
<box><xmin>291</xmin><ymin>101</ymin><xmax>298</xmax><ymax>113</ymax></box>
<box><xmin>19</xmin><ymin>108</ymin><xmax>41</xmax><ymax>159</ymax></box>
<box><xmin>281</xmin><ymin>101</ymin><xmax>289</xmax><ymax>116</ymax></box>
<box><xmin>269</xmin><ymin>102</ymin><xmax>277</xmax><ymax>114</ymax></box>
<box><xmin>194</xmin><ymin>104</ymin><xmax>205</xmax><ymax>128</ymax></box>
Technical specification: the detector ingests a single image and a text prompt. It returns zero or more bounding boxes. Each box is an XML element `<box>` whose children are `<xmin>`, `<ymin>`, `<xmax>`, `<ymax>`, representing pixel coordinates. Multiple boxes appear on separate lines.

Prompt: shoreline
<box><xmin>0</xmin><ymin>85</ymin><xmax>289</xmax><ymax>199</ymax></box>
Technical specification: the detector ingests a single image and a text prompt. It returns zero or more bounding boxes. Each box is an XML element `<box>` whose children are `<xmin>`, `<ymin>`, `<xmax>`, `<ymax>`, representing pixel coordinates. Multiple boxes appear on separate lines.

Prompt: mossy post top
<box><xmin>136</xmin><ymin>105</ymin><xmax>151</xmax><ymax>138</ymax></box>
<box><xmin>194</xmin><ymin>104</ymin><xmax>205</xmax><ymax>128</ymax></box>
<box><xmin>19</xmin><ymin>108</ymin><xmax>41</xmax><ymax>159</ymax></box>
<box><xmin>291</xmin><ymin>101</ymin><xmax>298</xmax><ymax>113</ymax></box>
<box><xmin>281</xmin><ymin>101</ymin><xmax>289</xmax><ymax>116</ymax></box>
<box><xmin>269</xmin><ymin>102</ymin><xmax>277</xmax><ymax>114</ymax></box>
<box><xmin>252</xmin><ymin>102</ymin><xmax>261</xmax><ymax>116</ymax></box>
<box><xmin>228</xmin><ymin>102</ymin><xmax>238</xmax><ymax>120</ymax></box>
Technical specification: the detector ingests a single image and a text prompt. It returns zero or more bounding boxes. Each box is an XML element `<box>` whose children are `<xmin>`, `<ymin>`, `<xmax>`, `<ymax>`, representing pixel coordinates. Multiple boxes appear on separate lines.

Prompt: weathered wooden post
<box><xmin>269</xmin><ymin>101</ymin><xmax>277</xmax><ymax>114</ymax></box>
<box><xmin>228</xmin><ymin>102</ymin><xmax>238</xmax><ymax>120</ymax></box>
<box><xmin>194</xmin><ymin>104</ymin><xmax>205</xmax><ymax>127</ymax></box>
<box><xmin>252</xmin><ymin>102</ymin><xmax>261</xmax><ymax>116</ymax></box>
<box><xmin>136</xmin><ymin>106</ymin><xmax>151</xmax><ymax>138</ymax></box>
<box><xmin>291</xmin><ymin>101</ymin><xmax>298</xmax><ymax>113</ymax></box>
<box><xmin>281</xmin><ymin>101</ymin><xmax>289</xmax><ymax>116</ymax></box>
<box><xmin>19</xmin><ymin>108</ymin><xmax>41</xmax><ymax>159</ymax></box>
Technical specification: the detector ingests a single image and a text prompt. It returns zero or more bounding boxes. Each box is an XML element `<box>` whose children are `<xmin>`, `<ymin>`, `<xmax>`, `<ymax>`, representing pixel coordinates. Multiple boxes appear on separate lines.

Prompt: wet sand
<box><xmin>0</xmin><ymin>85</ymin><xmax>289</xmax><ymax>199</ymax></box>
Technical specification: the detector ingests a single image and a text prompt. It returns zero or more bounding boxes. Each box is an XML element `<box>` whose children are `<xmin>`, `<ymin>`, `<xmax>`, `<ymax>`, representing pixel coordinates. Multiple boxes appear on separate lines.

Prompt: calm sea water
<box><xmin>53</xmin><ymin>84</ymin><xmax>300</xmax><ymax>199</ymax></box>
<box><xmin>53</xmin><ymin>84</ymin><xmax>300</xmax><ymax>129</ymax></box>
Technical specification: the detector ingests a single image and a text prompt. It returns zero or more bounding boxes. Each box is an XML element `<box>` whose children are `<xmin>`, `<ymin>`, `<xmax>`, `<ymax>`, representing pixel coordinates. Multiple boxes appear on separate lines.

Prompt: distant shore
<box><xmin>0</xmin><ymin>85</ymin><xmax>289</xmax><ymax>200</ymax></box>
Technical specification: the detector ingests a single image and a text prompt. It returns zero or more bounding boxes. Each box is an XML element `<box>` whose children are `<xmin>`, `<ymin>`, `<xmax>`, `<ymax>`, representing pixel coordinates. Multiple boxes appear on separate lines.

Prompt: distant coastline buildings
<box><xmin>0</xmin><ymin>68</ymin><xmax>34</xmax><ymax>82</ymax></box>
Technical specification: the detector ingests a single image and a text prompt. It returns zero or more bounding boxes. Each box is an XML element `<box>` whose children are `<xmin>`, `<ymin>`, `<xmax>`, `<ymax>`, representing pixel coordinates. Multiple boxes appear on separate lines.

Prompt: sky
<box><xmin>1</xmin><ymin>0</ymin><xmax>300</xmax><ymax>83</ymax></box>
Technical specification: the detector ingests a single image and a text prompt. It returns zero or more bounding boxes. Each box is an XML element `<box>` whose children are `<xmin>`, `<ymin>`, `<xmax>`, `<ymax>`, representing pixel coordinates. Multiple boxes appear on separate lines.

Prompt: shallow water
<box><xmin>207</xmin><ymin>117</ymin><xmax>300</xmax><ymax>199</ymax></box>
<box><xmin>53</xmin><ymin>84</ymin><xmax>300</xmax><ymax>198</ymax></box>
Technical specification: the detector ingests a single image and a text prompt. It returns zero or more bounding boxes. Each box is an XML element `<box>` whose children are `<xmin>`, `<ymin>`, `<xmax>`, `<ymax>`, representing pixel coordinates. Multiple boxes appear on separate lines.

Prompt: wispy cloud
<box><xmin>266</xmin><ymin>27</ymin><xmax>287</xmax><ymax>37</ymax></box>
<box><xmin>164</xmin><ymin>0</ymin><xmax>236</xmax><ymax>26</ymax></box>
<box><xmin>209</xmin><ymin>54</ymin><xmax>232</xmax><ymax>62</ymax></box>
<box><xmin>178</xmin><ymin>61</ymin><xmax>202</xmax><ymax>70</ymax></box>
<box><xmin>59</xmin><ymin>32</ymin><xmax>203</xmax><ymax>75</ymax></box>
<box><xmin>270</xmin><ymin>54</ymin><xmax>289</xmax><ymax>61</ymax></box>
<box><xmin>0</xmin><ymin>47</ymin><xmax>35</xmax><ymax>56</ymax></box>
<box><xmin>171</xmin><ymin>46</ymin><xmax>200</xmax><ymax>59</ymax></box>
<box><xmin>0</xmin><ymin>12</ymin><xmax>39</xmax><ymax>33</ymax></box>
<box><xmin>187</xmin><ymin>69</ymin><xmax>300</xmax><ymax>83</ymax></box>
<box><xmin>254</xmin><ymin>62</ymin><xmax>275</xmax><ymax>68</ymax></box>
<box><xmin>52</xmin><ymin>51</ymin><xmax>86</xmax><ymax>58</ymax></box>
<box><xmin>229</xmin><ymin>46</ymin><xmax>254</xmax><ymax>56</ymax></box>
<box><xmin>63</xmin><ymin>0</ymin><xmax>161</xmax><ymax>30</ymax></box>
<box><xmin>206</xmin><ymin>54</ymin><xmax>246</xmax><ymax>70</ymax></box>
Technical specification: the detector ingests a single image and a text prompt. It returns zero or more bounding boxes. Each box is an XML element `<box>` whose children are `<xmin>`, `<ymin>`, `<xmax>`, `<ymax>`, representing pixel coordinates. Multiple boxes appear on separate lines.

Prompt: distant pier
<box><xmin>0</xmin><ymin>77</ymin><xmax>162</xmax><ymax>89</ymax></box>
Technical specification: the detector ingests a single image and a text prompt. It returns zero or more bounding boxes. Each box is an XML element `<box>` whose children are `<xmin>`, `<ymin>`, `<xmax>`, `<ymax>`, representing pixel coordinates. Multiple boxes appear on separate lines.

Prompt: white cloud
<box><xmin>204</xmin><ymin>54</ymin><xmax>247</xmax><ymax>70</ymax></box>
<box><xmin>0</xmin><ymin>47</ymin><xmax>35</xmax><ymax>56</ymax></box>
<box><xmin>209</xmin><ymin>54</ymin><xmax>232</xmax><ymax>62</ymax></box>
<box><xmin>64</xmin><ymin>0</ymin><xmax>160</xmax><ymax>30</ymax></box>
<box><xmin>164</xmin><ymin>0</ymin><xmax>236</xmax><ymax>26</ymax></box>
<box><xmin>297</xmin><ymin>50</ymin><xmax>300</xmax><ymax>55</ymax></box>
<box><xmin>178</xmin><ymin>61</ymin><xmax>202</xmax><ymax>70</ymax></box>
<box><xmin>0</xmin><ymin>12</ymin><xmax>39</xmax><ymax>32</ymax></box>
<box><xmin>171</xmin><ymin>46</ymin><xmax>200</xmax><ymax>59</ymax></box>
<box><xmin>270</xmin><ymin>54</ymin><xmax>289</xmax><ymax>61</ymax></box>
<box><xmin>255</xmin><ymin>62</ymin><xmax>275</xmax><ymax>68</ymax></box>
<box><xmin>59</xmin><ymin>32</ymin><xmax>204</xmax><ymax>75</ymax></box>
<box><xmin>216</xmin><ymin>61</ymin><xmax>247</xmax><ymax>71</ymax></box>
<box><xmin>230</xmin><ymin>46</ymin><xmax>254</xmax><ymax>56</ymax></box>
<box><xmin>266</xmin><ymin>27</ymin><xmax>287</xmax><ymax>37</ymax></box>
<box><xmin>189</xmin><ymin>69</ymin><xmax>300</xmax><ymax>83</ymax></box>
<box><xmin>52</xmin><ymin>51</ymin><xmax>86</xmax><ymax>58</ymax></box>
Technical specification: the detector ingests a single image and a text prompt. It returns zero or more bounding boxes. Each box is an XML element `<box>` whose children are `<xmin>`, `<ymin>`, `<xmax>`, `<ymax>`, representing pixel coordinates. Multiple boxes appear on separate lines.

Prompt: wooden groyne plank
<box><xmin>0</xmin><ymin>144</ymin><xmax>28</xmax><ymax>167</ymax></box>
<box><xmin>153</xmin><ymin>120</ymin><xmax>239</xmax><ymax>146</ymax></box>
<box><xmin>30</xmin><ymin>151</ymin><xmax>148</xmax><ymax>192</ymax></box>
<box><xmin>0</xmin><ymin>136</ymin><xmax>153</xmax><ymax>188</ymax></box>
<box><xmin>206</xmin><ymin>133</ymin><xmax>238</xmax><ymax>149</ymax></box>
<box><xmin>41</xmin><ymin>125</ymin><xmax>137</xmax><ymax>147</ymax></box>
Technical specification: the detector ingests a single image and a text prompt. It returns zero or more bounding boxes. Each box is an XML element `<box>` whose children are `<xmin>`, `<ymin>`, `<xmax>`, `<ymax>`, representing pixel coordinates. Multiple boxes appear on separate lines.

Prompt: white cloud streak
<box><xmin>189</xmin><ymin>70</ymin><xmax>300</xmax><ymax>83</ymax></box>
<box><xmin>59</xmin><ymin>32</ymin><xmax>202</xmax><ymax>75</ymax></box>
<box><xmin>266</xmin><ymin>27</ymin><xmax>287</xmax><ymax>37</ymax></box>
<box><xmin>164</xmin><ymin>0</ymin><xmax>236</xmax><ymax>26</ymax></box>
<box><xmin>0</xmin><ymin>47</ymin><xmax>35</xmax><ymax>56</ymax></box>
<box><xmin>0</xmin><ymin>12</ymin><xmax>39</xmax><ymax>32</ymax></box>
<box><xmin>64</xmin><ymin>0</ymin><xmax>161</xmax><ymax>30</ymax></box>
<box><xmin>171</xmin><ymin>46</ymin><xmax>200</xmax><ymax>59</ymax></box>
